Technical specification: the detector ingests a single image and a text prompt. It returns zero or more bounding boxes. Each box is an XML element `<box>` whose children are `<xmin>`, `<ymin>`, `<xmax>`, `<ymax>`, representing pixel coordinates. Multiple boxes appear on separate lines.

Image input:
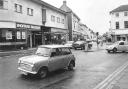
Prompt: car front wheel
<box><xmin>113</xmin><ymin>48</ymin><xmax>117</xmax><ymax>53</ymax></box>
<box><xmin>38</xmin><ymin>68</ymin><xmax>48</xmax><ymax>79</ymax></box>
<box><xmin>107</xmin><ymin>50</ymin><xmax>110</xmax><ymax>53</ymax></box>
<box><xmin>68</xmin><ymin>61</ymin><xmax>74</xmax><ymax>70</ymax></box>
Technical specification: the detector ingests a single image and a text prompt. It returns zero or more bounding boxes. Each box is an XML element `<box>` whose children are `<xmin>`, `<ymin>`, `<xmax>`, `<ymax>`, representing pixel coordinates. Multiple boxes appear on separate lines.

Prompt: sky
<box><xmin>42</xmin><ymin>0</ymin><xmax>128</xmax><ymax>35</ymax></box>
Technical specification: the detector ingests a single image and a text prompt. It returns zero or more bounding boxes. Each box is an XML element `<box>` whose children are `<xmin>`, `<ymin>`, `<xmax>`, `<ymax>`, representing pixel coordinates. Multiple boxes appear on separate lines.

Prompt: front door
<box><xmin>48</xmin><ymin>48</ymin><xmax>63</xmax><ymax>71</ymax></box>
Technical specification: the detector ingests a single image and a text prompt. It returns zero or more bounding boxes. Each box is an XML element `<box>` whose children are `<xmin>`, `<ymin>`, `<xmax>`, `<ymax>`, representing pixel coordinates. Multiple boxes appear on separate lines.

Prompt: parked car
<box><xmin>64</xmin><ymin>41</ymin><xmax>74</xmax><ymax>48</ymax></box>
<box><xmin>18</xmin><ymin>45</ymin><xmax>76</xmax><ymax>78</ymax></box>
<box><xmin>106</xmin><ymin>41</ymin><xmax>128</xmax><ymax>53</ymax></box>
<box><xmin>73</xmin><ymin>40</ymin><xmax>86</xmax><ymax>50</ymax></box>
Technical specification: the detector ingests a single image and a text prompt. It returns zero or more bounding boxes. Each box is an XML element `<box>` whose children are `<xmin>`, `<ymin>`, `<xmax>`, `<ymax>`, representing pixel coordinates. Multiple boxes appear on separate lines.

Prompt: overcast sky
<box><xmin>42</xmin><ymin>0</ymin><xmax>128</xmax><ymax>35</ymax></box>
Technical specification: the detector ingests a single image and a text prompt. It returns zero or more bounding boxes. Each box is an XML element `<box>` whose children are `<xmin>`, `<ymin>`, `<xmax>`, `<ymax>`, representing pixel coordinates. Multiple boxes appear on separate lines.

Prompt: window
<box><xmin>124</xmin><ymin>21</ymin><xmax>128</xmax><ymax>28</ymax></box>
<box><xmin>124</xmin><ymin>12</ymin><xmax>128</xmax><ymax>16</ymax></box>
<box><xmin>51</xmin><ymin>15</ymin><xmax>55</xmax><ymax>22</ymax></box>
<box><xmin>0</xmin><ymin>0</ymin><xmax>3</xmax><ymax>8</ymax></box>
<box><xmin>15</xmin><ymin>4</ymin><xmax>22</xmax><ymax>13</ymax></box>
<box><xmin>57</xmin><ymin>17</ymin><xmax>60</xmax><ymax>23</ymax></box>
<box><xmin>116</xmin><ymin>22</ymin><xmax>119</xmax><ymax>29</ymax></box>
<box><xmin>61</xmin><ymin>48</ymin><xmax>71</xmax><ymax>55</ymax></box>
<box><xmin>27</xmin><ymin>8</ymin><xmax>33</xmax><ymax>16</ymax></box>
<box><xmin>115</xmin><ymin>13</ymin><xmax>119</xmax><ymax>17</ymax></box>
<box><xmin>62</xmin><ymin>19</ymin><xmax>64</xmax><ymax>24</ymax></box>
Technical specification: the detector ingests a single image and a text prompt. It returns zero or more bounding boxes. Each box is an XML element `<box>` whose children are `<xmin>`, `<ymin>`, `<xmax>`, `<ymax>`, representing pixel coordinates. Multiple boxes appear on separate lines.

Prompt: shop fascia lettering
<box><xmin>16</xmin><ymin>23</ymin><xmax>40</xmax><ymax>29</ymax></box>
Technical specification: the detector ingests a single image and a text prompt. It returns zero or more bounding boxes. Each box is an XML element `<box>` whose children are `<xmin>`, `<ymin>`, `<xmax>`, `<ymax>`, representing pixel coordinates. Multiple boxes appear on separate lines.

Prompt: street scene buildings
<box><xmin>109</xmin><ymin>5</ymin><xmax>128</xmax><ymax>42</ymax></box>
<box><xmin>0</xmin><ymin>0</ymin><xmax>94</xmax><ymax>50</ymax></box>
<box><xmin>1</xmin><ymin>0</ymin><xmax>128</xmax><ymax>89</ymax></box>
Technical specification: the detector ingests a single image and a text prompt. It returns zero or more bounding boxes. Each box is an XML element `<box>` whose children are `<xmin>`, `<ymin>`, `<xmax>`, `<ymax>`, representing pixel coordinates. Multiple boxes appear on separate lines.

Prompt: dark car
<box><xmin>64</xmin><ymin>41</ymin><xmax>74</xmax><ymax>48</ymax></box>
<box><xmin>73</xmin><ymin>41</ymin><xmax>86</xmax><ymax>50</ymax></box>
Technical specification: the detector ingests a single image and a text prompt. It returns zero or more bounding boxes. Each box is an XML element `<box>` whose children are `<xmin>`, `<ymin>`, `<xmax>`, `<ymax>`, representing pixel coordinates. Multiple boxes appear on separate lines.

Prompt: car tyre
<box><xmin>107</xmin><ymin>50</ymin><xmax>110</xmax><ymax>53</ymax></box>
<box><xmin>68</xmin><ymin>61</ymin><xmax>74</xmax><ymax>70</ymax></box>
<box><xmin>38</xmin><ymin>68</ymin><xmax>48</xmax><ymax>79</ymax></box>
<box><xmin>113</xmin><ymin>48</ymin><xmax>117</xmax><ymax>53</ymax></box>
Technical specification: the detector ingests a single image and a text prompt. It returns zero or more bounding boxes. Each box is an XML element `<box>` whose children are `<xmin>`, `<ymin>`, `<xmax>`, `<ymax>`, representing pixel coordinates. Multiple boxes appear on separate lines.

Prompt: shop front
<box><xmin>42</xmin><ymin>27</ymin><xmax>68</xmax><ymax>45</ymax></box>
<box><xmin>0</xmin><ymin>22</ymin><xmax>41</xmax><ymax>50</ymax></box>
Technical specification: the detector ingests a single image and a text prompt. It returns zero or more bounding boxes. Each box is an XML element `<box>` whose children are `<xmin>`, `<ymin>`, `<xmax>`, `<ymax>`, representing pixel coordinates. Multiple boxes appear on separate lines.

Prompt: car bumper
<box><xmin>18</xmin><ymin>67</ymin><xmax>37</xmax><ymax>75</ymax></box>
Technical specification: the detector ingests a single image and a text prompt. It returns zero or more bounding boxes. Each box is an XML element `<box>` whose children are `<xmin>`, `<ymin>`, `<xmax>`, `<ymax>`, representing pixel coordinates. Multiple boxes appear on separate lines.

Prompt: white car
<box><xmin>106</xmin><ymin>41</ymin><xmax>128</xmax><ymax>53</ymax></box>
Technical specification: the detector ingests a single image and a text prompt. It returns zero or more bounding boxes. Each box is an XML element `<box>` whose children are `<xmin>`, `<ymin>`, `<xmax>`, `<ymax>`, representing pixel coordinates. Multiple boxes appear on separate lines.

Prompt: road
<box><xmin>0</xmin><ymin>49</ymin><xmax>128</xmax><ymax>89</ymax></box>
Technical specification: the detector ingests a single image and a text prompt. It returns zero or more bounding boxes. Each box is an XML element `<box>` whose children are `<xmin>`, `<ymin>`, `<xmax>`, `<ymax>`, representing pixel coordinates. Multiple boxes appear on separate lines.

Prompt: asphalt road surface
<box><xmin>0</xmin><ymin>49</ymin><xmax>128</xmax><ymax>89</ymax></box>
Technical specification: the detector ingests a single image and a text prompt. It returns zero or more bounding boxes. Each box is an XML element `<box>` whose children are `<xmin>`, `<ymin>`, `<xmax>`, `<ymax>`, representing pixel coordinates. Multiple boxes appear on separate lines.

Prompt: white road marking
<box><xmin>93</xmin><ymin>60</ymin><xmax>128</xmax><ymax>89</ymax></box>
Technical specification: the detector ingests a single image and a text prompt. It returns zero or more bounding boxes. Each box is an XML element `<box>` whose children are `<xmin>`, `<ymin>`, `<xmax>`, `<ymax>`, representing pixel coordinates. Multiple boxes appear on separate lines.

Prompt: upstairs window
<box><xmin>57</xmin><ymin>17</ymin><xmax>60</xmax><ymax>23</ymax></box>
<box><xmin>124</xmin><ymin>21</ymin><xmax>128</xmax><ymax>28</ymax></box>
<box><xmin>62</xmin><ymin>19</ymin><xmax>64</xmax><ymax>24</ymax></box>
<box><xmin>0</xmin><ymin>0</ymin><xmax>3</xmax><ymax>8</ymax></box>
<box><xmin>124</xmin><ymin>12</ymin><xmax>128</xmax><ymax>16</ymax></box>
<box><xmin>27</xmin><ymin>8</ymin><xmax>33</xmax><ymax>16</ymax></box>
<box><xmin>116</xmin><ymin>22</ymin><xmax>119</xmax><ymax>29</ymax></box>
<box><xmin>115</xmin><ymin>13</ymin><xmax>119</xmax><ymax>17</ymax></box>
<box><xmin>51</xmin><ymin>15</ymin><xmax>55</xmax><ymax>22</ymax></box>
<box><xmin>15</xmin><ymin>4</ymin><xmax>22</xmax><ymax>13</ymax></box>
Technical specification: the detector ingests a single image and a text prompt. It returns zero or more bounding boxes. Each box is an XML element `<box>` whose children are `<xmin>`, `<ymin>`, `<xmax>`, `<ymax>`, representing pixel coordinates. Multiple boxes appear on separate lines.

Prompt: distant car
<box><xmin>106</xmin><ymin>41</ymin><xmax>128</xmax><ymax>53</ymax></box>
<box><xmin>64</xmin><ymin>41</ymin><xmax>74</xmax><ymax>48</ymax></box>
<box><xmin>73</xmin><ymin>41</ymin><xmax>86</xmax><ymax>50</ymax></box>
<box><xmin>18</xmin><ymin>45</ymin><xmax>76</xmax><ymax>78</ymax></box>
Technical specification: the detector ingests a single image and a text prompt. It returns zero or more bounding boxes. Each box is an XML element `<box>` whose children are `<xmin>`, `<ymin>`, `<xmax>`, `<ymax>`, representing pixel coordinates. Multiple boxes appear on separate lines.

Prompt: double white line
<box><xmin>94</xmin><ymin>61</ymin><xmax>128</xmax><ymax>89</ymax></box>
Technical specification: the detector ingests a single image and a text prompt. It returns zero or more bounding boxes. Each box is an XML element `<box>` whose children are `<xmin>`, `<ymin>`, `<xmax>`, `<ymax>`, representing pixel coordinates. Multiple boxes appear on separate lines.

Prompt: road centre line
<box><xmin>93</xmin><ymin>60</ymin><xmax>128</xmax><ymax>89</ymax></box>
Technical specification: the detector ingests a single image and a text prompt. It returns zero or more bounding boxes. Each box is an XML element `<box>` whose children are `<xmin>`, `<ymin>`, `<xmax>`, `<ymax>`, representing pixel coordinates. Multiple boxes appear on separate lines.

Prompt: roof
<box><xmin>60</xmin><ymin>1</ymin><xmax>80</xmax><ymax>21</ymax></box>
<box><xmin>31</xmin><ymin>0</ymin><xmax>66</xmax><ymax>15</ymax></box>
<box><xmin>38</xmin><ymin>45</ymin><xmax>70</xmax><ymax>48</ymax></box>
<box><xmin>110</xmin><ymin>5</ymin><xmax>128</xmax><ymax>13</ymax></box>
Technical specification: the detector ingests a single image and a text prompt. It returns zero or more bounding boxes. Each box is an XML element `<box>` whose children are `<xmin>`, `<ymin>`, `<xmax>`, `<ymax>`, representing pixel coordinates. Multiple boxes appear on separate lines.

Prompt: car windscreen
<box><xmin>35</xmin><ymin>47</ymin><xmax>51</xmax><ymax>56</ymax></box>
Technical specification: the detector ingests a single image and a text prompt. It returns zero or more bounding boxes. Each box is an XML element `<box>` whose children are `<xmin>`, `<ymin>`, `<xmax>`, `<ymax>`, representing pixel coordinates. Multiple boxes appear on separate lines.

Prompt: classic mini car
<box><xmin>64</xmin><ymin>41</ymin><xmax>74</xmax><ymax>48</ymax></box>
<box><xmin>18</xmin><ymin>45</ymin><xmax>76</xmax><ymax>78</ymax></box>
<box><xmin>106</xmin><ymin>41</ymin><xmax>128</xmax><ymax>53</ymax></box>
<box><xmin>72</xmin><ymin>40</ymin><xmax>86</xmax><ymax>50</ymax></box>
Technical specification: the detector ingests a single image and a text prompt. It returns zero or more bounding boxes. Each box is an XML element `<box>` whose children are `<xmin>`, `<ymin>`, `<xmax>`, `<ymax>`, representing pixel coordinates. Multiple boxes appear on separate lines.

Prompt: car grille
<box><xmin>19</xmin><ymin>63</ymin><xmax>32</xmax><ymax>71</ymax></box>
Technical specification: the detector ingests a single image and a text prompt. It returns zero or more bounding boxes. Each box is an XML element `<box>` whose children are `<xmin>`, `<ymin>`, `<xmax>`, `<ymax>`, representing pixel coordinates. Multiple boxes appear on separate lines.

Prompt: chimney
<box><xmin>63</xmin><ymin>0</ymin><xmax>67</xmax><ymax>5</ymax></box>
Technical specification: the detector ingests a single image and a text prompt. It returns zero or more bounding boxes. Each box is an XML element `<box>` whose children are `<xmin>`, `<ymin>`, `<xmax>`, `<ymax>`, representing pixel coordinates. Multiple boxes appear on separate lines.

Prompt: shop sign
<box><xmin>22</xmin><ymin>32</ymin><xmax>26</xmax><ymax>39</ymax></box>
<box><xmin>17</xmin><ymin>31</ymin><xmax>21</xmax><ymax>39</ymax></box>
<box><xmin>16</xmin><ymin>23</ymin><xmax>31</xmax><ymax>29</ymax></box>
<box><xmin>6</xmin><ymin>31</ymin><xmax>12</xmax><ymax>39</ymax></box>
<box><xmin>16</xmin><ymin>23</ymin><xmax>40</xmax><ymax>30</ymax></box>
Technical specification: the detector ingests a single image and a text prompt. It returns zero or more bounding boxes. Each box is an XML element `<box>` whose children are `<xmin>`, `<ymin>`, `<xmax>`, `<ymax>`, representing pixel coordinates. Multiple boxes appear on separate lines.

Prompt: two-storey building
<box><xmin>110</xmin><ymin>5</ymin><xmax>128</xmax><ymax>42</ymax></box>
<box><xmin>0</xmin><ymin>0</ymin><xmax>68</xmax><ymax>50</ymax></box>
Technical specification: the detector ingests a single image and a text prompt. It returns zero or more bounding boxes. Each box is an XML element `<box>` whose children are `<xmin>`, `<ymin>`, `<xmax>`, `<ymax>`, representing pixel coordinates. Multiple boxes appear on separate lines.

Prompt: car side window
<box><xmin>51</xmin><ymin>48</ymin><xmax>61</xmax><ymax>57</ymax></box>
<box><xmin>61</xmin><ymin>48</ymin><xmax>71</xmax><ymax>55</ymax></box>
<box><xmin>119</xmin><ymin>42</ymin><xmax>124</xmax><ymax>45</ymax></box>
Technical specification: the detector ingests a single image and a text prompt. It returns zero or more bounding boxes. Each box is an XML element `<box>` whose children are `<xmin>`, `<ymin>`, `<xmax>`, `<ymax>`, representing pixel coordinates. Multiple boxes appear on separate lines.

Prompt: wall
<box><xmin>45</xmin><ymin>7</ymin><xmax>68</xmax><ymax>30</ymax></box>
<box><xmin>0</xmin><ymin>0</ymin><xmax>42</xmax><ymax>26</ymax></box>
<box><xmin>110</xmin><ymin>12</ymin><xmax>128</xmax><ymax>29</ymax></box>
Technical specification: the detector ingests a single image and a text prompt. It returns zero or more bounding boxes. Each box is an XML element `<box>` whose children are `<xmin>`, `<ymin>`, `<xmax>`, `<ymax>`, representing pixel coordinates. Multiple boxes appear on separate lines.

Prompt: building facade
<box><xmin>109</xmin><ymin>5</ymin><xmax>128</xmax><ymax>42</ymax></box>
<box><xmin>60</xmin><ymin>1</ymin><xmax>80</xmax><ymax>41</ymax></box>
<box><xmin>0</xmin><ymin>0</ymin><xmax>68</xmax><ymax>50</ymax></box>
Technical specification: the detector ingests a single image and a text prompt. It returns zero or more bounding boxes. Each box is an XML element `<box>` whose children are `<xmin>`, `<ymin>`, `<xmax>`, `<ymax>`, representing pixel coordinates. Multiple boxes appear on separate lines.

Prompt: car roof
<box><xmin>38</xmin><ymin>45</ymin><xmax>70</xmax><ymax>48</ymax></box>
